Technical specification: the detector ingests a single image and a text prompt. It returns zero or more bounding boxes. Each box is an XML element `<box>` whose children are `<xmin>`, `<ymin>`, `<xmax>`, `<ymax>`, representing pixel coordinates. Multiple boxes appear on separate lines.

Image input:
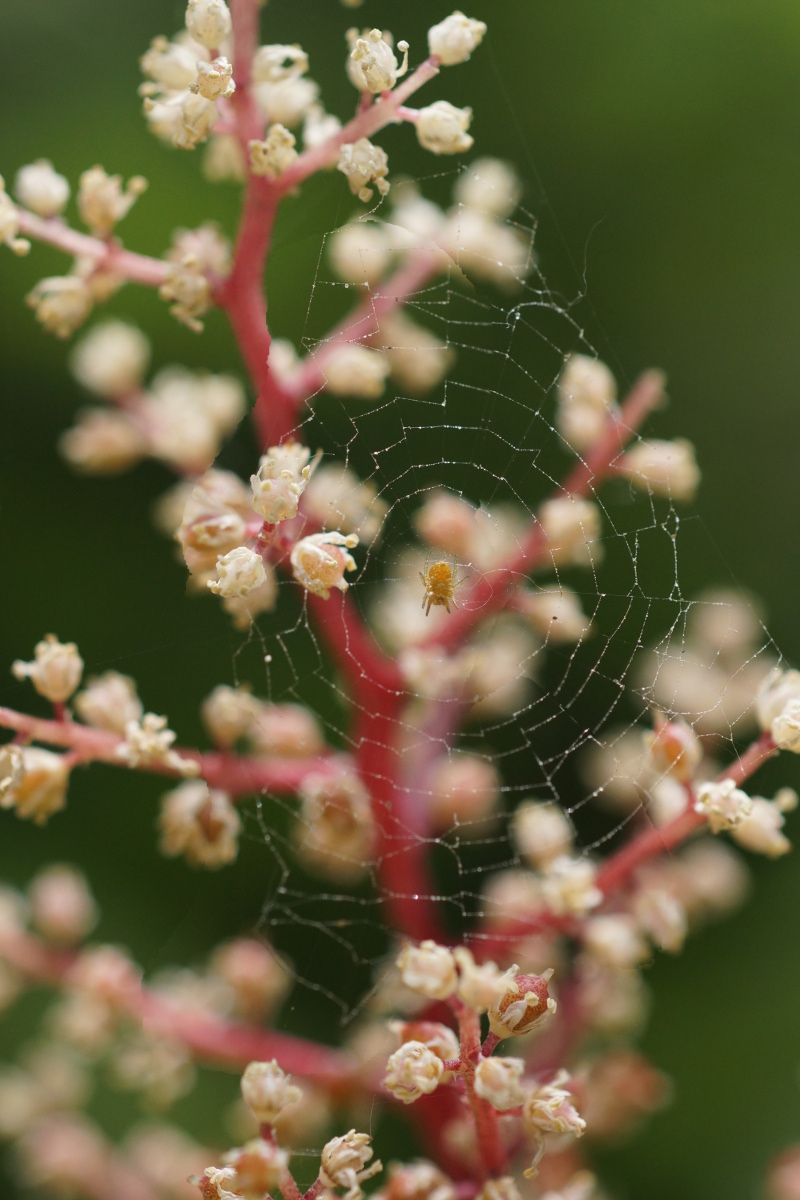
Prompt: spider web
<box><xmin>222</xmin><ymin>163</ymin><xmax>781</xmax><ymax>1029</ymax></box>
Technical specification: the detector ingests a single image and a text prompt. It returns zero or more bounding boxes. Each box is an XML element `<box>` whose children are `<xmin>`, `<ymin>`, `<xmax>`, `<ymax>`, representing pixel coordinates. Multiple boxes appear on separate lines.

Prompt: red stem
<box><xmin>452</xmin><ymin>999</ymin><xmax>506</xmax><ymax>1180</ymax></box>
<box><xmin>16</xmin><ymin>211</ymin><xmax>169</xmax><ymax>287</ymax></box>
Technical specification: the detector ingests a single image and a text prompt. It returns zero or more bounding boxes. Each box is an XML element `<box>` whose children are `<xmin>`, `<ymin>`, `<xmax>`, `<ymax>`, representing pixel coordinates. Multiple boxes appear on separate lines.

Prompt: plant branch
<box><xmin>0</xmin><ymin>706</ymin><xmax>347</xmax><ymax>798</ymax></box>
<box><xmin>15</xmin><ymin>210</ymin><xmax>169</xmax><ymax>287</ymax></box>
<box><xmin>451</xmin><ymin>997</ymin><xmax>506</xmax><ymax>1180</ymax></box>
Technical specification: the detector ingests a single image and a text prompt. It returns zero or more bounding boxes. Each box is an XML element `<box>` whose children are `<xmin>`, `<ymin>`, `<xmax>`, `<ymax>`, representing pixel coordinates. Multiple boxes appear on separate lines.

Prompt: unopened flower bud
<box><xmin>541</xmin><ymin>855</ymin><xmax>602</xmax><ymax>917</ymax></box>
<box><xmin>644</xmin><ymin>716</ymin><xmax>702</xmax><ymax>783</ymax></box>
<box><xmin>731</xmin><ymin>789</ymin><xmax>797</xmax><ymax>858</ymax></box>
<box><xmin>0</xmin><ymin>746</ymin><xmax>24</xmax><ymax>801</ymax></box>
<box><xmin>427</xmin><ymin>12</ymin><xmax>486</xmax><ymax>65</ymax></box>
<box><xmin>694</xmin><ymin>779</ymin><xmax>752</xmax><ymax>833</ymax></box>
<box><xmin>416</xmin><ymin>101</ymin><xmax>473</xmax><ymax>156</ymax></box>
<box><xmin>452</xmin><ymin>948</ymin><xmax>507</xmax><ymax>1013</ymax></box>
<box><xmin>77</xmin><ymin>166</ymin><xmax>147</xmax><ymax>236</ymax></box>
<box><xmin>582</xmin><ymin>914</ymin><xmax>649</xmax><ymax>968</ymax></box>
<box><xmin>70</xmin><ymin>321</ymin><xmax>150</xmax><ymax>397</ymax></box>
<box><xmin>618</xmin><ymin>438</ymin><xmax>700</xmax><ymax>503</ymax></box>
<box><xmin>347</xmin><ymin>28</ymin><xmax>408</xmax><ymax>94</ymax></box>
<box><xmin>201</xmin><ymin>685</ymin><xmax>259</xmax><ymax>747</ymax></box>
<box><xmin>14</xmin><ymin>160</ymin><xmax>70</xmax><ymax>218</ymax></box>
<box><xmin>211</xmin><ymin>939</ymin><xmax>291</xmax><ymax>1021</ymax></box>
<box><xmin>250</xmin><ymin>443</ymin><xmax>317</xmax><ymax>522</ymax></box>
<box><xmin>396</xmin><ymin>941</ymin><xmax>457</xmax><ymax>1001</ymax></box>
<box><xmin>74</xmin><ymin>672</ymin><xmax>143</xmax><ymax>734</ymax></box>
<box><xmin>337</xmin><ymin>138</ymin><xmax>390</xmax><ymax>203</ymax></box>
<box><xmin>26</xmin><ymin>276</ymin><xmax>93</xmax><ymax>338</ymax></box>
<box><xmin>117</xmin><ymin>713</ymin><xmax>199</xmax><ymax>777</ymax></box>
<box><xmin>487</xmin><ymin>968</ymin><xmax>556</xmax><ymax>1038</ymax></box>
<box><xmin>249</xmin><ymin>125</ymin><xmax>298</xmax><ymax>178</ymax></box>
<box><xmin>158</xmin><ymin>780</ymin><xmax>240</xmax><ymax>868</ymax></box>
<box><xmin>512</xmin><ymin>800</ymin><xmax>573</xmax><ymax>869</ymax></box>
<box><xmin>223</xmin><ymin>1139</ymin><xmax>290</xmax><ymax>1194</ymax></box>
<box><xmin>0</xmin><ymin>747</ymin><xmax>70</xmax><ymax>824</ymax></box>
<box><xmin>241</xmin><ymin>1060</ymin><xmax>302</xmax><ymax>1125</ymax></box>
<box><xmin>208</xmin><ymin>547</ymin><xmax>267</xmax><ymax>599</ymax></box>
<box><xmin>522</xmin><ymin>1070</ymin><xmax>585</xmax><ymax>1176</ymax></box>
<box><xmin>474</xmin><ymin>1056</ymin><xmax>525</xmax><ymax>1111</ymax></box>
<box><xmin>323</xmin><ymin>344</ymin><xmax>391</xmax><ymax>399</ymax></box>
<box><xmin>291</xmin><ymin>532</ymin><xmax>359</xmax><ymax>600</ymax></box>
<box><xmin>28</xmin><ymin>865</ymin><xmax>97</xmax><ymax>945</ymax></box>
<box><xmin>383</xmin><ymin>1041</ymin><xmax>444</xmax><ymax>1104</ymax></box>
<box><xmin>454</xmin><ymin>158</ymin><xmax>521</xmax><ymax>220</ymax></box>
<box><xmin>185</xmin><ymin>0</ymin><xmax>232</xmax><ymax>48</ymax></box>
<box><xmin>12</xmin><ymin>635</ymin><xmax>83</xmax><ymax>704</ymax></box>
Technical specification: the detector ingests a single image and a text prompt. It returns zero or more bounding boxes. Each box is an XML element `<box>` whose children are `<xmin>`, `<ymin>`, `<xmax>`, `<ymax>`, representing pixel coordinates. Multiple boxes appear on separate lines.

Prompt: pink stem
<box><xmin>278</xmin><ymin>1173</ymin><xmax>303</xmax><ymax>1200</ymax></box>
<box><xmin>419</xmin><ymin>370</ymin><xmax>667</xmax><ymax>653</ymax></box>
<box><xmin>0</xmin><ymin>705</ymin><xmax>347</xmax><ymax>797</ymax></box>
<box><xmin>16</xmin><ymin>210</ymin><xmax>169</xmax><ymax>287</ymax></box>
<box><xmin>275</xmin><ymin>58</ymin><xmax>442</xmax><ymax>194</ymax></box>
<box><xmin>0</xmin><ymin>926</ymin><xmax>356</xmax><ymax>1086</ymax></box>
<box><xmin>452</xmin><ymin>998</ymin><xmax>506</xmax><ymax>1180</ymax></box>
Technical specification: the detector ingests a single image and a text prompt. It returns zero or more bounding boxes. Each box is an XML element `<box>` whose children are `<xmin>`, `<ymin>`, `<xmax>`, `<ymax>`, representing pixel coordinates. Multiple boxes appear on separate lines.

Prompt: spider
<box><xmin>419</xmin><ymin>556</ymin><xmax>467</xmax><ymax>616</ymax></box>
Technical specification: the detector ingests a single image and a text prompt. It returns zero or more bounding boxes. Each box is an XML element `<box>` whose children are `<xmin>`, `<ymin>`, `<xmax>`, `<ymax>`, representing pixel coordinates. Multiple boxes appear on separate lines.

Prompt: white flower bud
<box><xmin>396</xmin><ymin>941</ymin><xmax>457</xmax><ymax>1001</ymax></box>
<box><xmin>517</xmin><ymin>586</ymin><xmax>593</xmax><ymax>643</ymax></box>
<box><xmin>222</xmin><ymin>1139</ymin><xmax>290</xmax><ymax>1194</ymax></box>
<box><xmin>383</xmin><ymin>1041</ymin><xmax>444</xmax><ymax>1104</ymax></box>
<box><xmin>116</xmin><ymin>713</ymin><xmax>200</xmax><ymax>777</ymax></box>
<box><xmin>556</xmin><ymin>354</ymin><xmax>619</xmax><ymax>450</ymax></box>
<box><xmin>522</xmin><ymin>1069</ymin><xmax>586</xmax><ymax>1170</ymax></box>
<box><xmin>731</xmin><ymin>789</ymin><xmax>796</xmax><ymax>858</ymax></box>
<box><xmin>12</xmin><ymin>635</ymin><xmax>83</xmax><ymax>704</ymax></box>
<box><xmin>252</xmin><ymin>44</ymin><xmax>309</xmax><ymax>83</ymax></box>
<box><xmin>74</xmin><ymin>672</ymin><xmax>143</xmax><ymax>734</ymax></box>
<box><xmin>158</xmin><ymin>780</ymin><xmax>240</xmax><ymax>868</ymax></box>
<box><xmin>291</xmin><ymin>532</ymin><xmax>359</xmax><ymax>599</ymax></box>
<box><xmin>249</xmin><ymin>125</ymin><xmax>298</xmax><ymax>178</ymax></box>
<box><xmin>474</xmin><ymin>1056</ymin><xmax>525</xmax><ymax>1111</ymax></box>
<box><xmin>633</xmin><ymin>886</ymin><xmax>687</xmax><ymax>953</ymax></box>
<box><xmin>644</xmin><ymin>716</ymin><xmax>702</xmax><ymax>783</ymax></box>
<box><xmin>26</xmin><ymin>276</ymin><xmax>93</xmax><ymax>338</ymax></box>
<box><xmin>756</xmin><ymin>668</ymin><xmax>800</xmax><ymax>749</ymax></box>
<box><xmin>372</xmin><ymin>312</ymin><xmax>454</xmax><ymax>396</ymax></box>
<box><xmin>185</xmin><ymin>0</ymin><xmax>232</xmax><ymax>48</ymax></box>
<box><xmin>194</xmin><ymin>56</ymin><xmax>235</xmax><ymax>100</ymax></box>
<box><xmin>77</xmin><ymin>166</ymin><xmax>147</xmax><ymax>236</ymax></box>
<box><xmin>323</xmin><ymin>344</ymin><xmax>391</xmax><ymax>398</ymax></box>
<box><xmin>302</xmin><ymin>463</ymin><xmax>388</xmax><ymax>544</ymax></box>
<box><xmin>454</xmin><ymin>158</ymin><xmax>521</xmax><ymax>219</ymax></box>
<box><xmin>427</xmin><ymin>12</ymin><xmax>487</xmax><ymax>65</ymax></box>
<box><xmin>618</xmin><ymin>438</ymin><xmax>700</xmax><ymax>502</ymax></box>
<box><xmin>251</xmin><ymin>442</ymin><xmax>316</xmax><ymax>523</ymax></box>
<box><xmin>329</xmin><ymin>222</ymin><xmax>395</xmax><ymax>285</ymax></box>
<box><xmin>0</xmin><ymin>746</ymin><xmax>24</xmax><ymax>802</ymax></box>
<box><xmin>347</xmin><ymin>28</ymin><xmax>408</xmax><ymax>94</ymax></box>
<box><xmin>303</xmin><ymin>104</ymin><xmax>343</xmax><ymax>150</ymax></box>
<box><xmin>452</xmin><ymin>948</ymin><xmax>506</xmax><ymax>1013</ymax></box>
<box><xmin>0</xmin><ymin>747</ymin><xmax>70</xmax><ymax>824</ymax></box>
<box><xmin>249</xmin><ymin>703</ymin><xmax>324</xmax><ymax>757</ymax></box>
<box><xmin>222</xmin><ymin>570</ymin><xmax>279</xmax><ymax>629</ymax></box>
<box><xmin>255</xmin><ymin>76</ymin><xmax>320</xmax><ymax>128</ymax></box>
<box><xmin>541</xmin><ymin>855</ymin><xmax>603</xmax><ymax>917</ymax></box>
<box><xmin>442</xmin><ymin>208</ymin><xmax>531</xmax><ymax>288</ymax></box>
<box><xmin>28</xmin><ymin>865</ymin><xmax>97</xmax><ymax>945</ymax></box>
<box><xmin>295</xmin><ymin>772</ymin><xmax>375</xmax><ymax>882</ymax></box>
<box><xmin>211</xmin><ymin>939</ymin><xmax>291</xmax><ymax>1021</ymax></box>
<box><xmin>320</xmin><ymin>1130</ymin><xmax>382</xmax><ymax>1200</ymax></box>
<box><xmin>140</xmin><ymin>36</ymin><xmax>199</xmax><ymax>90</ymax></box>
<box><xmin>582</xmin><ymin>914</ymin><xmax>649</xmax><ymax>968</ymax></box>
<box><xmin>159</xmin><ymin>258</ymin><xmax>212</xmax><ymax>333</ymax></box>
<box><xmin>694</xmin><ymin>779</ymin><xmax>752</xmax><ymax>833</ymax></box>
<box><xmin>208</xmin><ymin>547</ymin><xmax>267</xmax><ymax>599</ymax></box>
<box><xmin>539</xmin><ymin>496</ymin><xmax>603</xmax><ymax>567</ymax></box>
<box><xmin>415</xmin><ymin>101</ymin><xmax>473</xmax><ymax>156</ymax></box>
<box><xmin>338</xmin><ymin>138</ymin><xmax>390</xmax><ymax>203</ymax></box>
<box><xmin>59</xmin><ymin>408</ymin><xmax>147</xmax><ymax>473</ymax></box>
<box><xmin>512</xmin><ymin>801</ymin><xmax>574</xmax><ymax>869</ymax></box>
<box><xmin>70</xmin><ymin>321</ymin><xmax>150</xmax><ymax>397</ymax></box>
<box><xmin>203</xmin><ymin>133</ymin><xmax>247</xmax><ymax>182</ymax></box>
<box><xmin>428</xmin><ymin>753</ymin><xmax>499</xmax><ymax>831</ymax></box>
<box><xmin>201</xmin><ymin>685</ymin><xmax>260</xmax><ymax>747</ymax></box>
<box><xmin>241</xmin><ymin>1060</ymin><xmax>302</xmax><ymax>1124</ymax></box>
<box><xmin>14</xmin><ymin>160</ymin><xmax>70</xmax><ymax>218</ymax></box>
<box><xmin>173</xmin><ymin>92</ymin><xmax>219</xmax><ymax>149</ymax></box>
<box><xmin>0</xmin><ymin>177</ymin><xmax>30</xmax><ymax>255</ymax></box>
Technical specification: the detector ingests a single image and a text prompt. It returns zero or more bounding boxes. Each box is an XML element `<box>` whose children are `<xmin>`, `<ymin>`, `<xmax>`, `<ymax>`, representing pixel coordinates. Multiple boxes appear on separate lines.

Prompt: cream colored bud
<box><xmin>512</xmin><ymin>801</ymin><xmax>573</xmax><ymax>869</ymax></box>
<box><xmin>320</xmin><ymin>1130</ymin><xmax>382</xmax><ymax>1200</ymax></box>
<box><xmin>116</xmin><ymin>713</ymin><xmax>200</xmax><ymax>777</ymax></box>
<box><xmin>60</xmin><ymin>408</ymin><xmax>147</xmax><ymax>473</ymax></box>
<box><xmin>539</xmin><ymin>496</ymin><xmax>603</xmax><ymax>567</ymax></box>
<box><xmin>201</xmin><ymin>685</ymin><xmax>260</xmax><ymax>747</ymax></box>
<box><xmin>416</xmin><ymin>101</ymin><xmax>473</xmax><ymax>156</ymax></box>
<box><xmin>74</xmin><ymin>672</ymin><xmax>143</xmax><ymax>734</ymax></box>
<box><xmin>452</xmin><ymin>948</ymin><xmax>507</xmax><ymax>1013</ymax></box>
<box><xmin>211</xmin><ymin>939</ymin><xmax>292</xmax><ymax>1021</ymax></box>
<box><xmin>633</xmin><ymin>887</ymin><xmax>687</xmax><ymax>953</ymax></box>
<box><xmin>176</xmin><ymin>93</ymin><xmax>219</xmax><ymax>150</ymax></box>
<box><xmin>255</xmin><ymin>76</ymin><xmax>320</xmax><ymax>128</ymax></box>
<box><xmin>427</xmin><ymin>12</ymin><xmax>486</xmax><ymax>64</ymax></box>
<box><xmin>556</xmin><ymin>354</ymin><xmax>618</xmax><ymax>450</ymax></box>
<box><xmin>14</xmin><ymin>160</ymin><xmax>70</xmax><ymax>218</ymax></box>
<box><xmin>158</xmin><ymin>780</ymin><xmax>240</xmax><ymax>868</ymax></box>
<box><xmin>208</xmin><ymin>547</ymin><xmax>267</xmax><ymax>599</ymax></box>
<box><xmin>222</xmin><ymin>570</ymin><xmax>278</xmax><ymax>629</ymax></box>
<box><xmin>474</xmin><ymin>1056</ymin><xmax>525</xmax><ymax>1111</ymax></box>
<box><xmin>28</xmin><ymin>865</ymin><xmax>97</xmax><ymax>945</ymax></box>
<box><xmin>203</xmin><ymin>133</ymin><xmax>247</xmax><ymax>182</ymax></box>
<box><xmin>0</xmin><ymin>748</ymin><xmax>69</xmax><ymax>824</ymax></box>
<box><xmin>185</xmin><ymin>0</ymin><xmax>232</xmax><ymax>48</ymax></box>
<box><xmin>442</xmin><ymin>207</ymin><xmax>531</xmax><ymax>288</ymax></box>
<box><xmin>583</xmin><ymin>914</ymin><xmax>649</xmax><ymax>968</ymax></box>
<box><xmin>694</xmin><ymin>779</ymin><xmax>752</xmax><ymax>833</ymax></box>
<box><xmin>301</xmin><ymin>463</ymin><xmax>388</xmax><ymax>545</ymax></box>
<box><xmin>541</xmin><ymin>855</ymin><xmax>603</xmax><ymax>917</ymax></box>
<box><xmin>250</xmin><ymin>442</ymin><xmax>316</xmax><ymax>523</ymax></box>
<box><xmin>522</xmin><ymin>1069</ymin><xmax>586</xmax><ymax>1153</ymax></box>
<box><xmin>26</xmin><ymin>276</ymin><xmax>93</xmax><ymax>338</ymax></box>
<box><xmin>295</xmin><ymin>772</ymin><xmax>375</xmax><ymax>883</ymax></box>
<box><xmin>253</xmin><ymin>44</ymin><xmax>309</xmax><ymax>83</ymax></box>
<box><xmin>372</xmin><ymin>312</ymin><xmax>454</xmax><ymax>396</ymax></box>
<box><xmin>519</xmin><ymin>586</ymin><xmax>593</xmax><ymax>642</ymax></box>
<box><xmin>618</xmin><ymin>438</ymin><xmax>700</xmax><ymax>502</ymax></box>
<box><xmin>223</xmin><ymin>1139</ymin><xmax>290</xmax><ymax>1194</ymax></box>
<box><xmin>241</xmin><ymin>1060</ymin><xmax>302</xmax><ymax>1124</ymax></box>
<box><xmin>338</xmin><ymin>138</ymin><xmax>390</xmax><ymax>203</ymax></box>
<box><xmin>291</xmin><ymin>532</ymin><xmax>359</xmax><ymax>599</ymax></box>
<box><xmin>731</xmin><ymin>790</ymin><xmax>796</xmax><ymax>858</ymax></box>
<box><xmin>303</xmin><ymin>104</ymin><xmax>343</xmax><ymax>150</ymax></box>
<box><xmin>347</xmin><ymin>28</ymin><xmax>408</xmax><ymax>94</ymax></box>
<box><xmin>487</xmin><ymin>968</ymin><xmax>556</xmax><ymax>1038</ymax></box>
<box><xmin>476</xmin><ymin>1180</ymin><xmax>521</xmax><ymax>1200</ymax></box>
<box><xmin>396</xmin><ymin>941</ymin><xmax>457</xmax><ymax>1001</ymax></box>
<box><xmin>77</xmin><ymin>166</ymin><xmax>146</xmax><ymax>236</ymax></box>
<box><xmin>249</xmin><ymin>125</ymin><xmax>298</xmax><ymax>178</ymax></box>
<box><xmin>383</xmin><ymin>1041</ymin><xmax>444</xmax><ymax>1104</ymax></box>
<box><xmin>323</xmin><ymin>344</ymin><xmax>391</xmax><ymax>399</ymax></box>
<box><xmin>159</xmin><ymin>259</ymin><xmax>213</xmax><ymax>332</ymax></box>
<box><xmin>329</xmin><ymin>222</ymin><xmax>394</xmax><ymax>285</ymax></box>
<box><xmin>454</xmin><ymin>158</ymin><xmax>521</xmax><ymax>219</ymax></box>
<box><xmin>644</xmin><ymin>716</ymin><xmax>702</xmax><ymax>783</ymax></box>
<box><xmin>249</xmin><ymin>703</ymin><xmax>324</xmax><ymax>757</ymax></box>
<box><xmin>0</xmin><ymin>746</ymin><xmax>24</xmax><ymax>801</ymax></box>
<box><xmin>428</xmin><ymin>753</ymin><xmax>499</xmax><ymax>831</ymax></box>
<box><xmin>0</xmin><ymin>178</ymin><xmax>30</xmax><ymax>254</ymax></box>
<box><xmin>70</xmin><ymin>321</ymin><xmax>150</xmax><ymax>397</ymax></box>
<box><xmin>12</xmin><ymin>635</ymin><xmax>83</xmax><ymax>703</ymax></box>
<box><xmin>140</xmin><ymin>36</ymin><xmax>198</xmax><ymax>90</ymax></box>
<box><xmin>195</xmin><ymin>56</ymin><xmax>235</xmax><ymax>100</ymax></box>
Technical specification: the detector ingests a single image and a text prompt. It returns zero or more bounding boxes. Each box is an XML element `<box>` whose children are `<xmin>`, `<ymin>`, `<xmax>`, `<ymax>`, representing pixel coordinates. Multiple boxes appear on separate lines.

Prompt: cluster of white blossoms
<box><xmin>61</xmin><ymin>320</ymin><xmax>245</xmax><ymax>475</ymax></box>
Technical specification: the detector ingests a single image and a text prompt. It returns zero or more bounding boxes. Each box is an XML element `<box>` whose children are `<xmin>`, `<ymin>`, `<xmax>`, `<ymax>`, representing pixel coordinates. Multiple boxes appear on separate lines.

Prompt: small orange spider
<box><xmin>419</xmin><ymin>556</ymin><xmax>466</xmax><ymax>616</ymax></box>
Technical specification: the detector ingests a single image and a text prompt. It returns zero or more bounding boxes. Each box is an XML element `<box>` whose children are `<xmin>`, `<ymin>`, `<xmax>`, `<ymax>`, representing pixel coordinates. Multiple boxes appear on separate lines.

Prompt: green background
<box><xmin>2</xmin><ymin>1</ymin><xmax>800</xmax><ymax>1198</ymax></box>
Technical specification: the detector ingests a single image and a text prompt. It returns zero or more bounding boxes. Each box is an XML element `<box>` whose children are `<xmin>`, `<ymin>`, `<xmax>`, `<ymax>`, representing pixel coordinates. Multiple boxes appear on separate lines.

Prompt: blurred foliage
<box><xmin>2</xmin><ymin>2</ymin><xmax>800</xmax><ymax>1199</ymax></box>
